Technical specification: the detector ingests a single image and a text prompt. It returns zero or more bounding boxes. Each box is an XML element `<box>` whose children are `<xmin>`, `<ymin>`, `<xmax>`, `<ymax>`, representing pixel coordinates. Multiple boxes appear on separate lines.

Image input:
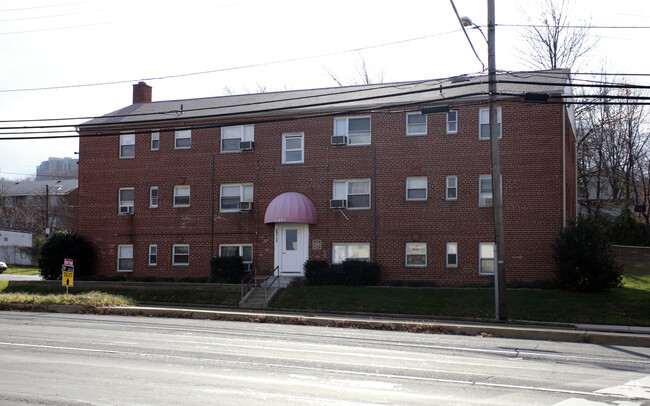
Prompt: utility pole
<box><xmin>488</xmin><ymin>0</ymin><xmax>508</xmax><ymax>320</ymax></box>
<box><xmin>45</xmin><ymin>184</ymin><xmax>50</xmax><ymax>237</ymax></box>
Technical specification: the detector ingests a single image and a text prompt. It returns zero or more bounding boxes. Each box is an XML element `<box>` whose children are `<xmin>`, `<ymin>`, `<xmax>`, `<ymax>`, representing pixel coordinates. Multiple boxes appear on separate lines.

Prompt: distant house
<box><xmin>0</xmin><ymin>229</ymin><xmax>33</xmax><ymax>265</ymax></box>
<box><xmin>0</xmin><ymin>179</ymin><xmax>78</xmax><ymax>236</ymax></box>
<box><xmin>76</xmin><ymin>70</ymin><xmax>577</xmax><ymax>284</ymax></box>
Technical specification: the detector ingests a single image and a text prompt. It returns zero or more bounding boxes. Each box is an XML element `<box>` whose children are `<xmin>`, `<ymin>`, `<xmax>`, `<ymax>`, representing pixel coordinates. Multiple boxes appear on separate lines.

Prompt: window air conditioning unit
<box><xmin>239</xmin><ymin>201</ymin><xmax>253</xmax><ymax>211</ymax></box>
<box><xmin>239</xmin><ymin>141</ymin><xmax>254</xmax><ymax>151</ymax></box>
<box><xmin>120</xmin><ymin>206</ymin><xmax>134</xmax><ymax>215</ymax></box>
<box><xmin>330</xmin><ymin>199</ymin><xmax>347</xmax><ymax>209</ymax></box>
<box><xmin>480</xmin><ymin>197</ymin><xmax>493</xmax><ymax>207</ymax></box>
<box><xmin>331</xmin><ymin>136</ymin><xmax>347</xmax><ymax>145</ymax></box>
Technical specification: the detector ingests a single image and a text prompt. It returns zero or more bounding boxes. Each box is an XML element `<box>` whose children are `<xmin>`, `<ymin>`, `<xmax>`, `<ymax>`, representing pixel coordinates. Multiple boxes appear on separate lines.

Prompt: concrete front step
<box><xmin>239</xmin><ymin>286</ymin><xmax>280</xmax><ymax>308</ymax></box>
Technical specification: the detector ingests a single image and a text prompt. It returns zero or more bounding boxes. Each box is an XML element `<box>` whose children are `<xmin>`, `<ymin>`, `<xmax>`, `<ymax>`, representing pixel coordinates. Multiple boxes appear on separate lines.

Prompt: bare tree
<box><xmin>577</xmin><ymin>74</ymin><xmax>650</xmax><ymax>215</ymax></box>
<box><xmin>325</xmin><ymin>53</ymin><xmax>385</xmax><ymax>87</ymax></box>
<box><xmin>519</xmin><ymin>0</ymin><xmax>598</xmax><ymax>71</ymax></box>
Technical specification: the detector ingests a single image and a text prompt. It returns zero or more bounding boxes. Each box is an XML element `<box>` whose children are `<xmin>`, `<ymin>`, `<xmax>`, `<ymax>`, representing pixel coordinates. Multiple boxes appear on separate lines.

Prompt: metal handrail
<box><xmin>264</xmin><ymin>266</ymin><xmax>280</xmax><ymax>302</ymax></box>
<box><xmin>240</xmin><ymin>266</ymin><xmax>257</xmax><ymax>301</ymax></box>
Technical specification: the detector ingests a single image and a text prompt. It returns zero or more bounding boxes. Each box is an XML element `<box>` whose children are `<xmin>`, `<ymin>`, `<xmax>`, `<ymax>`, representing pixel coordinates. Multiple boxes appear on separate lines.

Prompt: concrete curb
<box><xmin>100</xmin><ymin>305</ymin><xmax>650</xmax><ymax>347</ymax></box>
<box><xmin>4</xmin><ymin>304</ymin><xmax>649</xmax><ymax>347</ymax></box>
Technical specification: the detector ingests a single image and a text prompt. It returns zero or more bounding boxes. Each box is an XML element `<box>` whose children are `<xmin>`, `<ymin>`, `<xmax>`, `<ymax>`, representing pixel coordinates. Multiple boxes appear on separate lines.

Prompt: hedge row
<box><xmin>304</xmin><ymin>259</ymin><xmax>381</xmax><ymax>286</ymax></box>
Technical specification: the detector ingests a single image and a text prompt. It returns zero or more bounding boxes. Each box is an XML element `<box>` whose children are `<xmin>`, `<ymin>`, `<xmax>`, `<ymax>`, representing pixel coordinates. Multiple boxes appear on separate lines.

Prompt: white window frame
<box><xmin>117</xmin><ymin>244</ymin><xmax>133</xmax><ymax>272</ymax></box>
<box><xmin>479</xmin><ymin>175</ymin><xmax>501</xmax><ymax>207</ymax></box>
<box><xmin>333</xmin><ymin>179</ymin><xmax>371</xmax><ymax>209</ymax></box>
<box><xmin>332</xmin><ymin>243</ymin><xmax>370</xmax><ymax>264</ymax></box>
<box><xmin>174</xmin><ymin>129</ymin><xmax>191</xmax><ymax>149</ymax></box>
<box><xmin>219</xmin><ymin>244</ymin><xmax>253</xmax><ymax>264</ymax></box>
<box><xmin>406</xmin><ymin>112</ymin><xmax>427</xmax><ymax>136</ymax></box>
<box><xmin>446</xmin><ymin>176</ymin><xmax>458</xmax><ymax>201</ymax></box>
<box><xmin>172</xmin><ymin>244</ymin><xmax>189</xmax><ymax>266</ymax></box>
<box><xmin>406</xmin><ymin>242</ymin><xmax>427</xmax><ymax>267</ymax></box>
<box><xmin>446</xmin><ymin>111</ymin><xmax>458</xmax><ymax>134</ymax></box>
<box><xmin>149</xmin><ymin>244</ymin><xmax>157</xmax><ymax>266</ymax></box>
<box><xmin>119</xmin><ymin>133</ymin><xmax>135</xmax><ymax>158</ymax></box>
<box><xmin>406</xmin><ymin>177</ymin><xmax>427</xmax><ymax>201</ymax></box>
<box><xmin>446</xmin><ymin>242</ymin><xmax>458</xmax><ymax>268</ymax></box>
<box><xmin>220</xmin><ymin>183</ymin><xmax>253</xmax><ymax>212</ymax></box>
<box><xmin>221</xmin><ymin>124</ymin><xmax>254</xmax><ymax>153</ymax></box>
<box><xmin>149</xmin><ymin>186</ymin><xmax>158</xmax><ymax>208</ymax></box>
<box><xmin>334</xmin><ymin>116</ymin><xmax>371</xmax><ymax>145</ymax></box>
<box><xmin>118</xmin><ymin>187</ymin><xmax>134</xmax><ymax>215</ymax></box>
<box><xmin>151</xmin><ymin>131</ymin><xmax>160</xmax><ymax>151</ymax></box>
<box><xmin>479</xmin><ymin>107</ymin><xmax>502</xmax><ymax>140</ymax></box>
<box><xmin>479</xmin><ymin>242</ymin><xmax>495</xmax><ymax>275</ymax></box>
<box><xmin>282</xmin><ymin>132</ymin><xmax>304</xmax><ymax>164</ymax></box>
<box><xmin>173</xmin><ymin>185</ymin><xmax>190</xmax><ymax>207</ymax></box>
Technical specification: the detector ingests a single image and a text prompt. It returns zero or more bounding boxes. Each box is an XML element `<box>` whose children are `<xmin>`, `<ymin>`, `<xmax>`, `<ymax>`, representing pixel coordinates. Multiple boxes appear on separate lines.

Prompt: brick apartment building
<box><xmin>77</xmin><ymin>69</ymin><xmax>576</xmax><ymax>284</ymax></box>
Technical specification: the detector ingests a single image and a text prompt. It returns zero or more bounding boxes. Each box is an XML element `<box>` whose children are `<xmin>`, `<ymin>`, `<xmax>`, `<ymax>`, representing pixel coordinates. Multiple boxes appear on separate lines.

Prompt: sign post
<box><xmin>62</xmin><ymin>258</ymin><xmax>74</xmax><ymax>294</ymax></box>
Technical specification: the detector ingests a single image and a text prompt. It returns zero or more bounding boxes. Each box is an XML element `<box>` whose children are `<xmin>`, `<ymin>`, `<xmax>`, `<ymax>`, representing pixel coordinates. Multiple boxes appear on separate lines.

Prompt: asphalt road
<box><xmin>0</xmin><ymin>312</ymin><xmax>649</xmax><ymax>405</ymax></box>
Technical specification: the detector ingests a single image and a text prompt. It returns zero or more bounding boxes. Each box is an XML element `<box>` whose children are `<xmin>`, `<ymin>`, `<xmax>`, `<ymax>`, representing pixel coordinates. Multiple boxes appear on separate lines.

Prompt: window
<box><xmin>406</xmin><ymin>177</ymin><xmax>427</xmax><ymax>201</ymax></box>
<box><xmin>333</xmin><ymin>179</ymin><xmax>370</xmax><ymax>209</ymax></box>
<box><xmin>334</xmin><ymin>116</ymin><xmax>371</xmax><ymax>145</ymax></box>
<box><xmin>120</xmin><ymin>133</ymin><xmax>135</xmax><ymax>158</ymax></box>
<box><xmin>175</xmin><ymin>129</ymin><xmax>191</xmax><ymax>149</ymax></box>
<box><xmin>220</xmin><ymin>183</ymin><xmax>253</xmax><ymax>211</ymax></box>
<box><xmin>149</xmin><ymin>245</ymin><xmax>157</xmax><ymax>266</ymax></box>
<box><xmin>479</xmin><ymin>242</ymin><xmax>495</xmax><ymax>274</ymax></box>
<box><xmin>332</xmin><ymin>243</ymin><xmax>370</xmax><ymax>264</ymax></box>
<box><xmin>151</xmin><ymin>131</ymin><xmax>159</xmax><ymax>151</ymax></box>
<box><xmin>479</xmin><ymin>107</ymin><xmax>502</xmax><ymax>139</ymax></box>
<box><xmin>149</xmin><ymin>187</ymin><xmax>158</xmax><ymax>208</ymax></box>
<box><xmin>4</xmin><ymin>197</ymin><xmax>15</xmax><ymax>207</ymax></box>
<box><xmin>282</xmin><ymin>133</ymin><xmax>304</xmax><ymax>164</ymax></box>
<box><xmin>117</xmin><ymin>245</ymin><xmax>133</xmax><ymax>272</ymax></box>
<box><xmin>220</xmin><ymin>244</ymin><xmax>253</xmax><ymax>263</ymax></box>
<box><xmin>479</xmin><ymin>175</ymin><xmax>501</xmax><ymax>207</ymax></box>
<box><xmin>173</xmin><ymin>185</ymin><xmax>190</xmax><ymax>207</ymax></box>
<box><xmin>221</xmin><ymin>124</ymin><xmax>254</xmax><ymax>152</ymax></box>
<box><xmin>173</xmin><ymin>244</ymin><xmax>189</xmax><ymax>265</ymax></box>
<box><xmin>447</xmin><ymin>111</ymin><xmax>458</xmax><ymax>134</ymax></box>
<box><xmin>406</xmin><ymin>113</ymin><xmax>427</xmax><ymax>135</ymax></box>
<box><xmin>446</xmin><ymin>176</ymin><xmax>458</xmax><ymax>200</ymax></box>
<box><xmin>24</xmin><ymin>196</ymin><xmax>35</xmax><ymax>206</ymax></box>
<box><xmin>446</xmin><ymin>242</ymin><xmax>458</xmax><ymax>268</ymax></box>
<box><xmin>118</xmin><ymin>188</ymin><xmax>134</xmax><ymax>214</ymax></box>
<box><xmin>406</xmin><ymin>243</ymin><xmax>427</xmax><ymax>267</ymax></box>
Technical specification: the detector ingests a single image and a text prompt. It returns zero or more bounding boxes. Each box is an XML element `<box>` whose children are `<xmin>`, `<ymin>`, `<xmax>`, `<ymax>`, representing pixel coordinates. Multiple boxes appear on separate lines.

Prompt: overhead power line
<box><xmin>1</xmin><ymin>86</ymin><xmax>650</xmax><ymax>141</ymax></box>
<box><xmin>0</xmin><ymin>30</ymin><xmax>461</xmax><ymax>93</ymax></box>
<box><xmin>2</xmin><ymin>73</ymin><xmax>649</xmax><ymax>129</ymax></box>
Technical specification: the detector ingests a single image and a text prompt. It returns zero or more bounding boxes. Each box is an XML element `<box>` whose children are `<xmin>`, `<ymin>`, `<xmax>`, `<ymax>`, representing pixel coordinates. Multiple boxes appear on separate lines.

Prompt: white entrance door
<box><xmin>275</xmin><ymin>223</ymin><xmax>308</xmax><ymax>275</ymax></box>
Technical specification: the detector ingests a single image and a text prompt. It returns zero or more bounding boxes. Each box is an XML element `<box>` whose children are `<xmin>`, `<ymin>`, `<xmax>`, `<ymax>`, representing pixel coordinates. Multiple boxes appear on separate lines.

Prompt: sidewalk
<box><xmin>92</xmin><ymin>304</ymin><xmax>650</xmax><ymax>348</ymax></box>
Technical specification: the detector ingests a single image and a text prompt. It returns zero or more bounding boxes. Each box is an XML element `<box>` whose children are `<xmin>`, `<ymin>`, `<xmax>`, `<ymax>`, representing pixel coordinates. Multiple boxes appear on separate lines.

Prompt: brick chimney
<box><xmin>132</xmin><ymin>81</ymin><xmax>152</xmax><ymax>104</ymax></box>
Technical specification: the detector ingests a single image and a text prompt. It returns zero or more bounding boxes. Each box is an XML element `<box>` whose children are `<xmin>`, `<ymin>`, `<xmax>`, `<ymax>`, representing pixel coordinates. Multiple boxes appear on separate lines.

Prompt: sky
<box><xmin>1</xmin><ymin>0</ymin><xmax>649</xmax><ymax>180</ymax></box>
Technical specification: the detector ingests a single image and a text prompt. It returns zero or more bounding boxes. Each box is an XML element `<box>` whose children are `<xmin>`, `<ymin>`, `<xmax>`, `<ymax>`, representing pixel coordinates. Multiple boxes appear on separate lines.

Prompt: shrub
<box><xmin>38</xmin><ymin>231</ymin><xmax>95</xmax><ymax>280</ymax></box>
<box><xmin>304</xmin><ymin>259</ymin><xmax>381</xmax><ymax>286</ymax></box>
<box><xmin>553</xmin><ymin>216</ymin><xmax>623</xmax><ymax>292</ymax></box>
<box><xmin>304</xmin><ymin>259</ymin><xmax>330</xmax><ymax>285</ymax></box>
<box><xmin>609</xmin><ymin>208</ymin><xmax>649</xmax><ymax>246</ymax></box>
<box><xmin>210</xmin><ymin>256</ymin><xmax>244</xmax><ymax>283</ymax></box>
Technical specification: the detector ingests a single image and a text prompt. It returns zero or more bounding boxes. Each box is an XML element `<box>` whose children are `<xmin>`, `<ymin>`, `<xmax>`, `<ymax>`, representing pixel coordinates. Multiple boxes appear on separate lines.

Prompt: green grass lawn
<box><xmin>272</xmin><ymin>246</ymin><xmax>650</xmax><ymax>326</ymax></box>
<box><xmin>1</xmin><ymin>245</ymin><xmax>648</xmax><ymax>325</ymax></box>
<box><xmin>3</xmin><ymin>265</ymin><xmax>40</xmax><ymax>276</ymax></box>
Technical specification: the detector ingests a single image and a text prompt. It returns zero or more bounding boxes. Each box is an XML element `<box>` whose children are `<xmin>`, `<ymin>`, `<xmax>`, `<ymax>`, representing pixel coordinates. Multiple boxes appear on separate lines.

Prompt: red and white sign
<box><xmin>64</xmin><ymin>258</ymin><xmax>74</xmax><ymax>267</ymax></box>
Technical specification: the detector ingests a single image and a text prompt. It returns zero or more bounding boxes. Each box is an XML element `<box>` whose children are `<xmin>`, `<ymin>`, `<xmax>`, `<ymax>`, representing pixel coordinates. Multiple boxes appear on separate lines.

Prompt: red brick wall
<box><xmin>78</xmin><ymin>100</ymin><xmax>574</xmax><ymax>284</ymax></box>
